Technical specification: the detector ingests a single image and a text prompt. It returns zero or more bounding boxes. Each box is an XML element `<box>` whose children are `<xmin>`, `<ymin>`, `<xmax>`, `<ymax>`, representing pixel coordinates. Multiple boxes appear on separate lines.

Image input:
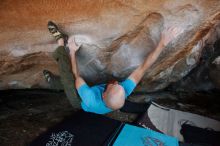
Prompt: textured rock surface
<box><xmin>209</xmin><ymin>56</ymin><xmax>220</xmax><ymax>89</ymax></box>
<box><xmin>1</xmin><ymin>0</ymin><xmax>220</xmax><ymax>91</ymax></box>
<box><xmin>168</xmin><ymin>39</ymin><xmax>220</xmax><ymax>92</ymax></box>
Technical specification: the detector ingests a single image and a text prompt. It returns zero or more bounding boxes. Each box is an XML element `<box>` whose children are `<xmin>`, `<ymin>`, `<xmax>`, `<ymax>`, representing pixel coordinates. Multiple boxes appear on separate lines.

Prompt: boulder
<box><xmin>0</xmin><ymin>0</ymin><xmax>220</xmax><ymax>92</ymax></box>
<box><xmin>166</xmin><ymin>40</ymin><xmax>220</xmax><ymax>92</ymax></box>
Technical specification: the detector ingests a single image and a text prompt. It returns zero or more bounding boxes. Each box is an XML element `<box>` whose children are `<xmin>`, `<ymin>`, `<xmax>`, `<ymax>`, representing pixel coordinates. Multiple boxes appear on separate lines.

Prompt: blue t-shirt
<box><xmin>77</xmin><ymin>79</ymin><xmax>136</xmax><ymax>114</ymax></box>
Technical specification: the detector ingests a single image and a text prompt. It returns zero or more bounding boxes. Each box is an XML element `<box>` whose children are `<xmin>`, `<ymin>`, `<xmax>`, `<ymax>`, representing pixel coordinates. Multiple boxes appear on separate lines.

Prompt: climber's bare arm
<box><xmin>129</xmin><ymin>27</ymin><xmax>183</xmax><ymax>84</ymax></box>
<box><xmin>68</xmin><ymin>37</ymin><xmax>85</xmax><ymax>89</ymax></box>
<box><xmin>128</xmin><ymin>42</ymin><xmax>164</xmax><ymax>84</ymax></box>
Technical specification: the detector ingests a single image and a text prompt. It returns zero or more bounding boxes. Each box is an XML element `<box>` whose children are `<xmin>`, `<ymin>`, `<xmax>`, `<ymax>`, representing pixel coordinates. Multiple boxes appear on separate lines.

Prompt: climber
<box><xmin>44</xmin><ymin>21</ymin><xmax>182</xmax><ymax>114</ymax></box>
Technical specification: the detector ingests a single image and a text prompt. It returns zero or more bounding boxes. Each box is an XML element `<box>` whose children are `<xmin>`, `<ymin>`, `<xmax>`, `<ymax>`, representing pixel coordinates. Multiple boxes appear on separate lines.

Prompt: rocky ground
<box><xmin>0</xmin><ymin>89</ymin><xmax>219</xmax><ymax>146</ymax></box>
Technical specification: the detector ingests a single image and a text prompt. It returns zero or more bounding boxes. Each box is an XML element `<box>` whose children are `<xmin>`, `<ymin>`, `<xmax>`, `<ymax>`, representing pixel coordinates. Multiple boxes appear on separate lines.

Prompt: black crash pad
<box><xmin>30</xmin><ymin>110</ymin><xmax>122</xmax><ymax>146</ymax></box>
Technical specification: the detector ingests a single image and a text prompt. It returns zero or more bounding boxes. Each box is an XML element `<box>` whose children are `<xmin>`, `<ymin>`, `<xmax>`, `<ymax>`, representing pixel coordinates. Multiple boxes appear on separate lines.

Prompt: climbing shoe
<box><xmin>47</xmin><ymin>21</ymin><xmax>68</xmax><ymax>44</ymax></box>
<box><xmin>43</xmin><ymin>70</ymin><xmax>53</xmax><ymax>83</ymax></box>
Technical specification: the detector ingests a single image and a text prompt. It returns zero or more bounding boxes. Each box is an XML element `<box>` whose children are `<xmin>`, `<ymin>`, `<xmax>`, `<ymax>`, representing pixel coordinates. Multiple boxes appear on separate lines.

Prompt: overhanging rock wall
<box><xmin>0</xmin><ymin>0</ymin><xmax>220</xmax><ymax>92</ymax></box>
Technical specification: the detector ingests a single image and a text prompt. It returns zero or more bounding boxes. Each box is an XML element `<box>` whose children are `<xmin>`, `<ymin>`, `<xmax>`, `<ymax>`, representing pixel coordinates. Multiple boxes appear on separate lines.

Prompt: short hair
<box><xmin>103</xmin><ymin>85</ymin><xmax>125</xmax><ymax>110</ymax></box>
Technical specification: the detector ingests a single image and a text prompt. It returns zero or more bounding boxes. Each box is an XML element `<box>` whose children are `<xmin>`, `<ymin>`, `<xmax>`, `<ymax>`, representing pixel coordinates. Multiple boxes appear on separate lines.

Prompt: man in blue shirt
<box><xmin>46</xmin><ymin>21</ymin><xmax>182</xmax><ymax>114</ymax></box>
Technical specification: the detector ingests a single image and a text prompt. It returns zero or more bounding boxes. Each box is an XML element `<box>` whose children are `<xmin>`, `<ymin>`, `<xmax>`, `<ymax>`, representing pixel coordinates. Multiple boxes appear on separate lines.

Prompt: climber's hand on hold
<box><xmin>160</xmin><ymin>27</ymin><xmax>183</xmax><ymax>47</ymax></box>
<box><xmin>68</xmin><ymin>36</ymin><xmax>80</xmax><ymax>54</ymax></box>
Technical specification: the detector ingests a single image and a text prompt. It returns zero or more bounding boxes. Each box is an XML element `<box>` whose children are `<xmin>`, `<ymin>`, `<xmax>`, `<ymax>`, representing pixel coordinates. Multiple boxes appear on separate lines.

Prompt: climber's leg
<box><xmin>52</xmin><ymin>45</ymin><xmax>81</xmax><ymax>109</ymax></box>
<box><xmin>48</xmin><ymin>21</ymin><xmax>81</xmax><ymax>109</ymax></box>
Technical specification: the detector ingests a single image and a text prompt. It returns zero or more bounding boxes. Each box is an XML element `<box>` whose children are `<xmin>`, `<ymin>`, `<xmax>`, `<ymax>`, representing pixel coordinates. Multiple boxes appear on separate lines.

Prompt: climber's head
<box><xmin>102</xmin><ymin>80</ymin><xmax>125</xmax><ymax>110</ymax></box>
